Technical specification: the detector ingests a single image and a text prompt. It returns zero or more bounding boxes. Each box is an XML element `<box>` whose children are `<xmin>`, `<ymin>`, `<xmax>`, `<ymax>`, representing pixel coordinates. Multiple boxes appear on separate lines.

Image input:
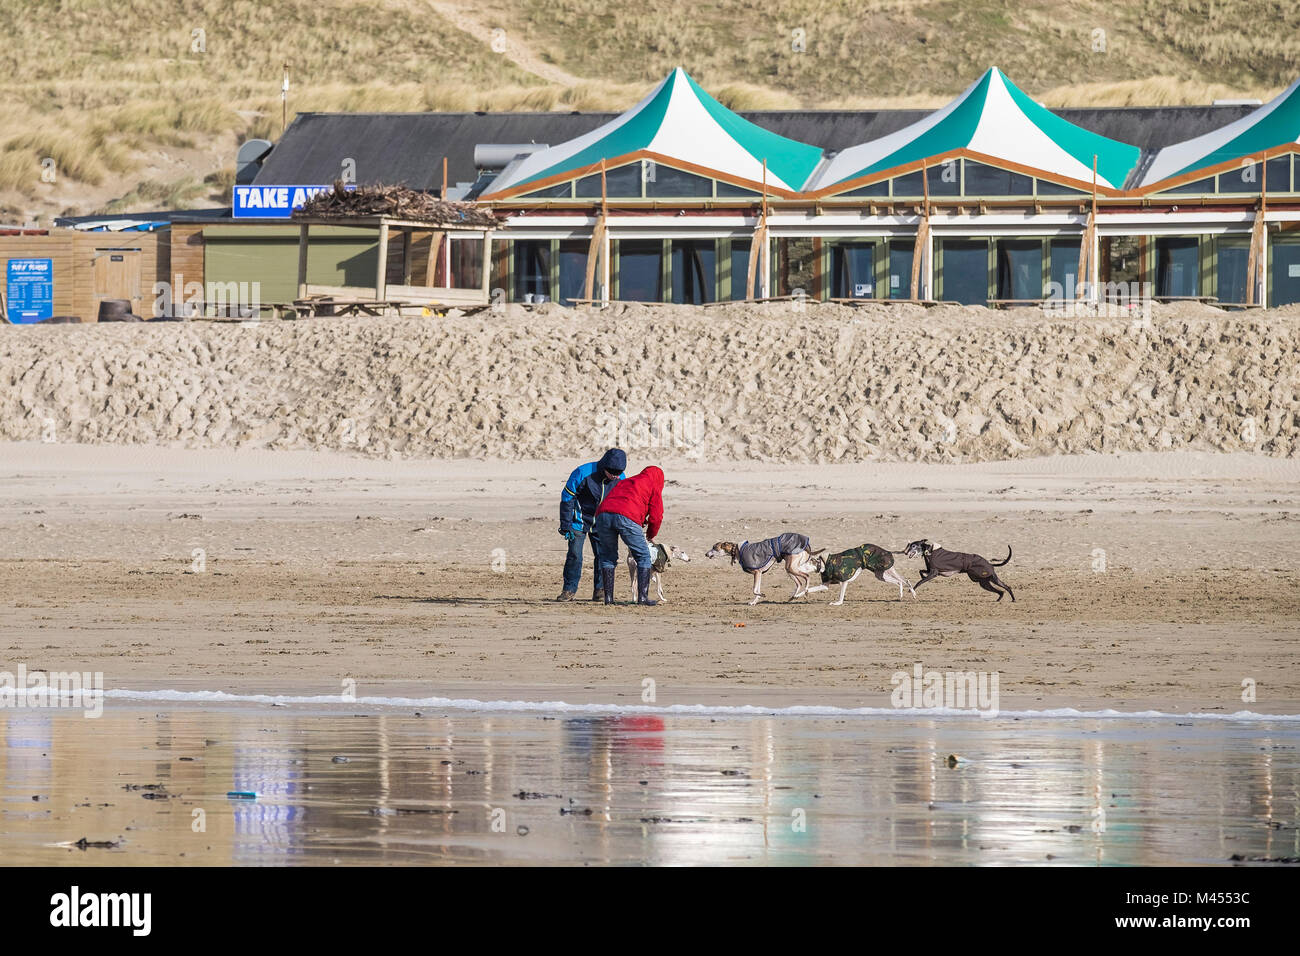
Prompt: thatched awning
<box><xmin>293</xmin><ymin>182</ymin><xmax>500</xmax><ymax>228</ymax></box>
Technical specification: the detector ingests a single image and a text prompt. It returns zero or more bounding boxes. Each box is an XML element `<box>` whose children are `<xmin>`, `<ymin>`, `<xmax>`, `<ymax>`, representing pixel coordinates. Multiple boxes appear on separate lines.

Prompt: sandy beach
<box><xmin>2</xmin><ymin>442</ymin><xmax>1297</xmax><ymax>713</ymax></box>
<box><xmin>3</xmin><ymin>305</ymin><xmax>1300</xmax><ymax>464</ymax></box>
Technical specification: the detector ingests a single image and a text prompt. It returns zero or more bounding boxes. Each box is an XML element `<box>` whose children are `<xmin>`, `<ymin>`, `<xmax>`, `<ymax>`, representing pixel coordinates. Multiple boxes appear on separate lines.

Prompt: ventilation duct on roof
<box><xmin>235</xmin><ymin>139</ymin><xmax>274</xmax><ymax>184</ymax></box>
<box><xmin>473</xmin><ymin>143</ymin><xmax>547</xmax><ymax>171</ymax></box>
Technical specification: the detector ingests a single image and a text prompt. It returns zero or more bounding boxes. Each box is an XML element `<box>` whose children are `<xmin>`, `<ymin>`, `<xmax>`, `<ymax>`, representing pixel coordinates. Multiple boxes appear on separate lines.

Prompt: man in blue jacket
<box><xmin>557</xmin><ymin>448</ymin><xmax>627</xmax><ymax>601</ymax></box>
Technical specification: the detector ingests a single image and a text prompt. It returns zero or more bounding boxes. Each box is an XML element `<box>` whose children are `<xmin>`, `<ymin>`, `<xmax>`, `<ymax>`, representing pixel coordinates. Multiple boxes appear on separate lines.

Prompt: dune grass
<box><xmin>0</xmin><ymin>0</ymin><xmax>1295</xmax><ymax>223</ymax></box>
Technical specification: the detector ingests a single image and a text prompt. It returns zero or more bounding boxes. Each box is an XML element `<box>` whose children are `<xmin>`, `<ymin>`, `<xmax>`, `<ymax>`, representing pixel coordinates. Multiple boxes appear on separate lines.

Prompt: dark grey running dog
<box><xmin>903</xmin><ymin>540</ymin><xmax>1016</xmax><ymax>601</ymax></box>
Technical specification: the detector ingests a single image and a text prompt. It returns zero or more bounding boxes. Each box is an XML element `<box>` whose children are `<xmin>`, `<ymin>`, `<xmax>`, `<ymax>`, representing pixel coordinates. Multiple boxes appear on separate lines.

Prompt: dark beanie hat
<box><xmin>599</xmin><ymin>448</ymin><xmax>627</xmax><ymax>473</ymax></box>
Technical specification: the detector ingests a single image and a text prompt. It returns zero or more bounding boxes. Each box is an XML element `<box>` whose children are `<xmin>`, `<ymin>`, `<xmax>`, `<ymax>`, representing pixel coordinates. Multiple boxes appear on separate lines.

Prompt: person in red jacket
<box><xmin>593</xmin><ymin>465</ymin><xmax>665</xmax><ymax>606</ymax></box>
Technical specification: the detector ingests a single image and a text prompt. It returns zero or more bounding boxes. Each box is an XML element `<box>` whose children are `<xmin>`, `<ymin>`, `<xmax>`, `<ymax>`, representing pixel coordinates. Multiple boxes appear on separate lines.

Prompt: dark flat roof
<box><xmin>253</xmin><ymin>105</ymin><xmax>1258</xmax><ymax>191</ymax></box>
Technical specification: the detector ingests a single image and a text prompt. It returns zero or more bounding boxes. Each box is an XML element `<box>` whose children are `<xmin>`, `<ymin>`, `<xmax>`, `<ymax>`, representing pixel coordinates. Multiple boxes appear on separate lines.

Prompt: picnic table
<box><xmin>272</xmin><ymin>298</ymin><xmax>411</xmax><ymax>319</ymax></box>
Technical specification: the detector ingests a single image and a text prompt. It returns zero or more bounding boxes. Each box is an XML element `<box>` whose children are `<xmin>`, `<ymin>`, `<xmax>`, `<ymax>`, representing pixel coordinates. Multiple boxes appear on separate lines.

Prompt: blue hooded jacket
<box><xmin>560</xmin><ymin>448</ymin><xmax>626</xmax><ymax>533</ymax></box>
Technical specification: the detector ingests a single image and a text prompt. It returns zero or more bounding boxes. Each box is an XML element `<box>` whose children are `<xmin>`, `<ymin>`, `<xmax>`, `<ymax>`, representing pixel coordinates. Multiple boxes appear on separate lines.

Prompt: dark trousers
<box><xmin>595</xmin><ymin>512</ymin><xmax>653</xmax><ymax>571</ymax></box>
<box><xmin>562</xmin><ymin>526</ymin><xmax>602</xmax><ymax>592</ymax></box>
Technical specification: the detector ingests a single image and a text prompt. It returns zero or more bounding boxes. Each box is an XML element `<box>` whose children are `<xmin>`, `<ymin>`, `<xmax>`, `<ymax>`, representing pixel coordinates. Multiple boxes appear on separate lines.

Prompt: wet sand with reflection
<box><xmin>4</xmin><ymin>701</ymin><xmax>1297</xmax><ymax>866</ymax></box>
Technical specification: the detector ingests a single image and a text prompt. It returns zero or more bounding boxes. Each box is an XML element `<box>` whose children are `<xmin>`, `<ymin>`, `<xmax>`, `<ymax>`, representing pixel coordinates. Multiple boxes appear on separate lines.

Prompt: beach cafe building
<box><xmin>467</xmin><ymin>67</ymin><xmax>1300</xmax><ymax>310</ymax></box>
<box><xmin>31</xmin><ymin>67</ymin><xmax>1298</xmax><ymax>320</ymax></box>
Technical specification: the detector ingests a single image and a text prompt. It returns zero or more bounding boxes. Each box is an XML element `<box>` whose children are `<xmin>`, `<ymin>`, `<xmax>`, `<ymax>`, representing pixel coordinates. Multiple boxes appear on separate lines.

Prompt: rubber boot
<box><xmin>636</xmin><ymin>566</ymin><xmax>657</xmax><ymax>607</ymax></box>
<box><xmin>601</xmin><ymin>567</ymin><xmax>615</xmax><ymax>605</ymax></box>
<box><xmin>591</xmin><ymin>573</ymin><xmax>603</xmax><ymax>601</ymax></box>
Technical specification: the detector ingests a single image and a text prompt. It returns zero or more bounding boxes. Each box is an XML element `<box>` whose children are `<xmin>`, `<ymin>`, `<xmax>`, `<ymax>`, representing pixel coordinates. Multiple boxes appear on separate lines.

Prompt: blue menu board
<box><xmin>6</xmin><ymin>258</ymin><xmax>53</xmax><ymax>323</ymax></box>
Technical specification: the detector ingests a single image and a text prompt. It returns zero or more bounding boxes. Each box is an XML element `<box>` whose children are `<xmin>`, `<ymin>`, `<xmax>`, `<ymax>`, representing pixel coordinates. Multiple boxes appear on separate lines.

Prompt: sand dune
<box><xmin>2</xmin><ymin>301</ymin><xmax>1298</xmax><ymax>462</ymax></box>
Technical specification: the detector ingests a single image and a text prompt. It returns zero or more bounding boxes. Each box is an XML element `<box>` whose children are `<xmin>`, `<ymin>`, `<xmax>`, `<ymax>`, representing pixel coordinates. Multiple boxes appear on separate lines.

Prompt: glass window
<box><xmin>716</xmin><ymin>181</ymin><xmax>759</xmax><ymax>198</ymax></box>
<box><xmin>996</xmin><ymin>240</ymin><xmax>1042</xmax><ymax>300</ymax></box>
<box><xmin>617</xmin><ymin>240</ymin><xmax>663</xmax><ymax>301</ymax></box>
<box><xmin>646</xmin><ymin>164</ymin><xmax>713</xmax><ymax>198</ymax></box>
<box><xmin>831</xmin><ymin>242</ymin><xmax>874</xmax><ymax>298</ymax></box>
<box><xmin>1272</xmin><ymin>242</ymin><xmax>1300</xmax><ymax>306</ymax></box>
<box><xmin>1158</xmin><ymin>176</ymin><xmax>1216</xmax><ymax>195</ymax></box>
<box><xmin>1156</xmin><ymin>237</ymin><xmax>1199</xmax><ymax>297</ymax></box>
<box><xmin>512</xmin><ymin>240</ymin><xmax>550</xmax><ymax>301</ymax></box>
<box><xmin>519</xmin><ymin>180</ymin><xmax>574</xmax><ymax>199</ymax></box>
<box><xmin>888</xmin><ymin>244</ymin><xmax>914</xmax><ymax>299</ymax></box>
<box><xmin>1049</xmin><ymin>239</ymin><xmax>1083</xmax><ymax>301</ymax></box>
<box><xmin>1036</xmin><ymin>178</ymin><xmax>1087</xmax><ymax>196</ymax></box>
<box><xmin>449</xmin><ymin>238</ymin><xmax>483</xmax><ymax>289</ymax></box>
<box><xmin>892</xmin><ymin>161</ymin><xmax>960</xmax><ymax>197</ymax></box>
<box><xmin>775</xmin><ymin>237</ymin><xmax>816</xmax><ymax>298</ymax></box>
<box><xmin>940</xmin><ymin>239</ymin><xmax>988</xmax><ymax>305</ymax></box>
<box><xmin>730</xmin><ymin>239</ymin><xmax>752</xmax><ymax>300</ymax></box>
<box><xmin>557</xmin><ymin>240</ymin><xmax>590</xmax><ymax>305</ymax></box>
<box><xmin>841</xmin><ymin>179</ymin><xmax>890</xmax><ymax>198</ymax></box>
<box><xmin>575</xmin><ymin>163</ymin><xmax>642</xmax><ymax>198</ymax></box>
<box><xmin>670</xmin><ymin>240</ymin><xmax>716</xmax><ymax>303</ymax></box>
<box><xmin>1217</xmin><ymin>243</ymin><xmax>1249</xmax><ymax>305</ymax></box>
<box><xmin>1101</xmin><ymin>236</ymin><xmax>1141</xmax><ymax>288</ymax></box>
<box><xmin>965</xmin><ymin>161</ymin><xmax>1033</xmax><ymax>196</ymax></box>
<box><xmin>1216</xmin><ymin>157</ymin><xmax>1290</xmax><ymax>194</ymax></box>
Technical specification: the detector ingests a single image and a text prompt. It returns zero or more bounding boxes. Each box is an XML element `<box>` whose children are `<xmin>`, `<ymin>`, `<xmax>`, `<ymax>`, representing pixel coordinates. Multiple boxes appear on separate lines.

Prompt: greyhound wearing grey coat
<box><xmin>903</xmin><ymin>539</ymin><xmax>1016</xmax><ymax>601</ymax></box>
<box><xmin>706</xmin><ymin>533</ymin><xmax>827</xmax><ymax>605</ymax></box>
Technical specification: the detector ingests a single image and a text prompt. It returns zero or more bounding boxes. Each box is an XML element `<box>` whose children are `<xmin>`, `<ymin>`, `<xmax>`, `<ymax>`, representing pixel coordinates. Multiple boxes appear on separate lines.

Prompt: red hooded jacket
<box><xmin>595</xmin><ymin>466</ymin><xmax>665</xmax><ymax>540</ymax></box>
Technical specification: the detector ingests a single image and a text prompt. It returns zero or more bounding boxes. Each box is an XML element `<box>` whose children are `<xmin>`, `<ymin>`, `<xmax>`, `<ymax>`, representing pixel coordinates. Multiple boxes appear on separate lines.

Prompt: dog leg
<box><xmin>977</xmin><ymin>577</ymin><xmax>1005</xmax><ymax>600</ymax></box>
<box><xmin>991</xmin><ymin>575</ymin><xmax>1014</xmax><ymax>602</ymax></box>
<box><xmin>655</xmin><ymin>574</ymin><xmax>667</xmax><ymax>604</ymax></box>
<box><xmin>884</xmin><ymin>568</ymin><xmax>914</xmax><ymax>600</ymax></box>
<box><xmin>749</xmin><ymin>570</ymin><xmax>764</xmax><ymax>605</ymax></box>
<box><xmin>830</xmin><ymin>581</ymin><xmax>849</xmax><ymax>606</ymax></box>
<box><xmin>627</xmin><ymin>557</ymin><xmax>637</xmax><ymax>596</ymax></box>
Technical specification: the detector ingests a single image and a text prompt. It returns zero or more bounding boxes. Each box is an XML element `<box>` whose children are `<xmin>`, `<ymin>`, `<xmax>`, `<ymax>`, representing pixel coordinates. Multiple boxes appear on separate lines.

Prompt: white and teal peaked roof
<box><xmin>806</xmin><ymin>67</ymin><xmax>1141</xmax><ymax>194</ymax></box>
<box><xmin>1140</xmin><ymin>78</ymin><xmax>1300</xmax><ymax>188</ymax></box>
<box><xmin>481</xmin><ymin>68</ymin><xmax>824</xmax><ymax>197</ymax></box>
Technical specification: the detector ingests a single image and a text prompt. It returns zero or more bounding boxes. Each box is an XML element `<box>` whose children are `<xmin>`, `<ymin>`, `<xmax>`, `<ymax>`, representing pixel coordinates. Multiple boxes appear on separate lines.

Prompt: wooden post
<box><xmin>910</xmin><ymin>160</ymin><xmax>929</xmax><ymax>300</ymax></box>
<box><xmin>375</xmin><ymin>220</ymin><xmax>389</xmax><ymax>301</ymax></box>
<box><xmin>402</xmin><ymin>229</ymin><xmax>412</xmax><ymax>286</ymax></box>
<box><xmin>442</xmin><ymin>157</ymin><xmax>448</xmax><ymax>199</ymax></box>
<box><xmin>296</xmin><ymin>222</ymin><xmax>309</xmax><ymax>298</ymax></box>
<box><xmin>583</xmin><ymin>216</ymin><xmax>606</xmax><ymax>303</ymax></box>
<box><xmin>583</xmin><ymin>161</ymin><xmax>609</xmax><ymax>304</ymax></box>
<box><xmin>1246</xmin><ymin>153</ymin><xmax>1267</xmax><ymax>306</ymax></box>
<box><xmin>761</xmin><ymin>160</ymin><xmax>769</xmax><ymax>298</ymax></box>
<box><xmin>1076</xmin><ymin>155</ymin><xmax>1098</xmax><ymax>302</ymax></box>
<box><xmin>426</xmin><ymin>230</ymin><xmax>445</xmax><ymax>286</ymax></box>
<box><xmin>601</xmin><ymin>225</ymin><xmax>611</xmax><ymax>305</ymax></box>
<box><xmin>481</xmin><ymin>233</ymin><xmax>492</xmax><ymax>303</ymax></box>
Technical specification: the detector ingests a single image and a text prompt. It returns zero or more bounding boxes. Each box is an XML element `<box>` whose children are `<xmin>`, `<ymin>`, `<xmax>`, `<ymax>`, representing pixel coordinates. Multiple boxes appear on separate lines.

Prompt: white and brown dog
<box><xmin>706</xmin><ymin>533</ymin><xmax>827</xmax><ymax>605</ymax></box>
<box><xmin>628</xmin><ymin>543</ymin><xmax>689</xmax><ymax>604</ymax></box>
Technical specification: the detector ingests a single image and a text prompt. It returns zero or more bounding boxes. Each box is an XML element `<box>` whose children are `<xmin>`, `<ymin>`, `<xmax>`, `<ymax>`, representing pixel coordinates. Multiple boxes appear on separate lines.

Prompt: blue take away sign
<box><xmin>232</xmin><ymin>184</ymin><xmax>354</xmax><ymax>218</ymax></box>
<box><xmin>5</xmin><ymin>258</ymin><xmax>53</xmax><ymax>323</ymax></box>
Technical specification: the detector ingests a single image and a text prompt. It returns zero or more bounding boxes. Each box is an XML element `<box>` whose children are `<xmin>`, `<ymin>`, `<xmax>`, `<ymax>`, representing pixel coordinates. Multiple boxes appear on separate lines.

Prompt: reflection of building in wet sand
<box><xmin>231</xmin><ymin>741</ymin><xmax>304</xmax><ymax>863</ymax></box>
<box><xmin>4</xmin><ymin>712</ymin><xmax>53</xmax><ymax>799</ymax></box>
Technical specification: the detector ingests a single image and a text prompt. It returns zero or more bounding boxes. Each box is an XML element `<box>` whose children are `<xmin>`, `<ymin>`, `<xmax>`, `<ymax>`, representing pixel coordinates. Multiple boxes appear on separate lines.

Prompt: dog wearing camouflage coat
<box><xmin>816</xmin><ymin>543</ymin><xmax>915</xmax><ymax>605</ymax></box>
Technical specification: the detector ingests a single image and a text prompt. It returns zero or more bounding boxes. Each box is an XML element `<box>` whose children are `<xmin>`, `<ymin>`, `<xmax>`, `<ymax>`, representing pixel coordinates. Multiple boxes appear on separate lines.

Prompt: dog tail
<box><xmin>992</xmin><ymin>546</ymin><xmax>1012</xmax><ymax>567</ymax></box>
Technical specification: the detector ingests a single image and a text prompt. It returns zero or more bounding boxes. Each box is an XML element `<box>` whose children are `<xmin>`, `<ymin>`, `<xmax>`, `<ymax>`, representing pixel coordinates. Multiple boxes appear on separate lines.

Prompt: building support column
<box><xmin>375</xmin><ymin>220</ymin><xmax>389</xmax><ymax>300</ymax></box>
<box><xmin>296</xmin><ymin>223</ymin><xmax>309</xmax><ymax>298</ymax></box>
